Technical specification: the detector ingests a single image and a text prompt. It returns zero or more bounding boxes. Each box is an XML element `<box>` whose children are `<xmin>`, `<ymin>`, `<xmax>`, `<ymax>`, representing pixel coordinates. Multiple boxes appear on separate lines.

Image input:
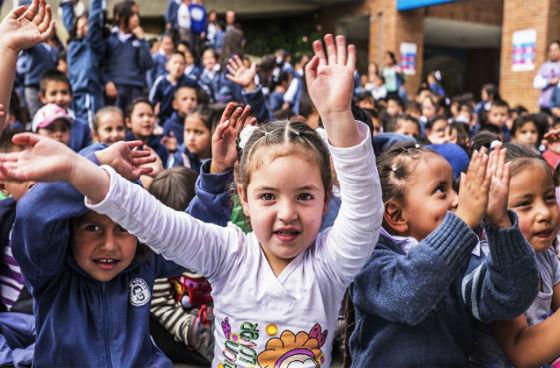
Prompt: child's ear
<box><xmin>172</xmin><ymin>99</ymin><xmax>179</xmax><ymax>111</ymax></box>
<box><xmin>125</xmin><ymin>117</ymin><xmax>132</xmax><ymax>129</ymax></box>
<box><xmin>384</xmin><ymin>200</ymin><xmax>409</xmax><ymax>235</ymax></box>
<box><xmin>91</xmin><ymin>129</ymin><xmax>99</xmax><ymax>142</ymax></box>
<box><xmin>38</xmin><ymin>91</ymin><xmax>47</xmax><ymax>104</ymax></box>
<box><xmin>236</xmin><ymin>184</ymin><xmax>250</xmax><ymax>217</ymax></box>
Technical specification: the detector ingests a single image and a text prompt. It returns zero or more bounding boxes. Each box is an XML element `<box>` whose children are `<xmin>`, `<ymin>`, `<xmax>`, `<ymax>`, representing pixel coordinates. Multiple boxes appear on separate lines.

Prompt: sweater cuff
<box><xmin>424</xmin><ymin>212</ymin><xmax>479</xmax><ymax>272</ymax></box>
<box><xmin>485</xmin><ymin>210</ymin><xmax>535</xmax><ymax>265</ymax></box>
<box><xmin>197</xmin><ymin>160</ymin><xmax>233</xmax><ymax>195</ymax></box>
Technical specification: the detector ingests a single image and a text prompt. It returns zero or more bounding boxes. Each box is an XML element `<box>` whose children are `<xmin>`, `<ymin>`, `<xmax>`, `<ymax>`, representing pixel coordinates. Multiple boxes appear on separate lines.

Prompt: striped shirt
<box><xmin>0</xmin><ymin>228</ymin><xmax>25</xmax><ymax>310</ymax></box>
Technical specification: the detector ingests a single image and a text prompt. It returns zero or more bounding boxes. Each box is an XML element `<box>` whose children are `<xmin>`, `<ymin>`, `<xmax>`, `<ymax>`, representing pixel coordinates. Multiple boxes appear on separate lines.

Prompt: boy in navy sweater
<box><xmin>103</xmin><ymin>1</ymin><xmax>153</xmax><ymax>113</ymax></box>
<box><xmin>149</xmin><ymin>50</ymin><xmax>198</xmax><ymax>123</ymax></box>
<box><xmin>60</xmin><ymin>0</ymin><xmax>105</xmax><ymax>126</ymax></box>
<box><xmin>11</xmin><ymin>142</ymin><xmax>184</xmax><ymax>367</ymax></box>
<box><xmin>38</xmin><ymin>70</ymin><xmax>92</xmax><ymax>151</ymax></box>
<box><xmin>162</xmin><ymin>85</ymin><xmax>199</xmax><ymax>147</ymax></box>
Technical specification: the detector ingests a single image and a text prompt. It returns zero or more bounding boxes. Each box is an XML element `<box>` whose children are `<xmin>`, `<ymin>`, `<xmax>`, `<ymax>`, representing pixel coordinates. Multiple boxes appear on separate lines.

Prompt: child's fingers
<box><xmin>311</xmin><ymin>39</ymin><xmax>326</xmax><ymax>65</ymax></box>
<box><xmin>220</xmin><ymin>102</ymin><xmax>237</xmax><ymax>124</ymax></box>
<box><xmin>466</xmin><ymin>149</ymin><xmax>479</xmax><ymax>176</ymax></box>
<box><xmin>304</xmin><ymin>55</ymin><xmax>320</xmax><ymax>82</ymax></box>
<box><xmin>247</xmin><ymin>117</ymin><xmax>257</xmax><ymax>126</ymax></box>
<box><xmin>233</xmin><ymin>55</ymin><xmax>243</xmax><ymax>69</ymax></box>
<box><xmin>496</xmin><ymin>147</ymin><xmax>507</xmax><ymax>180</ymax></box>
<box><xmin>11</xmin><ymin>132</ymin><xmax>41</xmax><ymax>147</ymax></box>
<box><xmin>126</xmin><ymin>140</ymin><xmax>144</xmax><ymax>150</ymax></box>
<box><xmin>226</xmin><ymin>64</ymin><xmax>237</xmax><ymax>77</ymax></box>
<box><xmin>130</xmin><ymin>149</ymin><xmax>151</xmax><ymax>158</ymax></box>
<box><xmin>37</xmin><ymin>4</ymin><xmax>52</xmax><ymax>32</ymax></box>
<box><xmin>233</xmin><ymin>106</ymin><xmax>252</xmax><ymax>136</ymax></box>
<box><xmin>33</xmin><ymin>0</ymin><xmax>45</xmax><ymax>25</ymax></box>
<box><xmin>8</xmin><ymin>5</ymin><xmax>27</xmax><ymax>20</ymax></box>
<box><xmin>347</xmin><ymin>44</ymin><xmax>356</xmax><ymax>70</ymax></box>
<box><xmin>335</xmin><ymin>35</ymin><xmax>346</xmax><ymax>65</ymax></box>
<box><xmin>131</xmin><ymin>156</ymin><xmax>156</xmax><ymax>166</ymax></box>
<box><xmin>212</xmin><ymin>119</ymin><xmax>229</xmax><ymax>142</ymax></box>
<box><xmin>23</xmin><ymin>0</ymin><xmax>39</xmax><ymax>21</ymax></box>
<box><xmin>42</xmin><ymin>20</ymin><xmax>56</xmax><ymax>41</ymax></box>
<box><xmin>324</xmin><ymin>34</ymin><xmax>337</xmax><ymax>65</ymax></box>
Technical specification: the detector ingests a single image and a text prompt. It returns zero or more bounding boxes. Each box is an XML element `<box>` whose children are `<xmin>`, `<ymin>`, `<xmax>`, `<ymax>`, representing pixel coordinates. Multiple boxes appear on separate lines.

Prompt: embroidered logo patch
<box><xmin>129</xmin><ymin>278</ymin><xmax>150</xmax><ymax>306</ymax></box>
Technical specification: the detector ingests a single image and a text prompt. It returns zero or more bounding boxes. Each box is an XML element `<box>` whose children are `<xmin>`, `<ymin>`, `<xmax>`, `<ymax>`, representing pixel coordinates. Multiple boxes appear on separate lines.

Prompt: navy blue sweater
<box><xmin>18</xmin><ymin>43</ymin><xmax>57</xmax><ymax>87</ymax></box>
<box><xmin>149</xmin><ymin>74</ymin><xmax>198</xmax><ymax>122</ymax></box>
<box><xmin>11</xmin><ymin>145</ymin><xmax>184</xmax><ymax>367</ymax></box>
<box><xmin>103</xmin><ymin>31</ymin><xmax>153</xmax><ymax>87</ymax></box>
<box><xmin>61</xmin><ymin>0</ymin><xmax>104</xmax><ymax>95</ymax></box>
<box><xmin>349</xmin><ymin>212</ymin><xmax>539</xmax><ymax>367</ymax></box>
<box><xmin>69</xmin><ymin>115</ymin><xmax>92</xmax><ymax>152</ymax></box>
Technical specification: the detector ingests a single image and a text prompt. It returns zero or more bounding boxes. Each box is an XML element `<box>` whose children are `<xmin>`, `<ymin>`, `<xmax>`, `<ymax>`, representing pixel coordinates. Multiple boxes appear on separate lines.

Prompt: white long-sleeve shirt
<box><xmin>86</xmin><ymin>122</ymin><xmax>383</xmax><ymax>367</ymax></box>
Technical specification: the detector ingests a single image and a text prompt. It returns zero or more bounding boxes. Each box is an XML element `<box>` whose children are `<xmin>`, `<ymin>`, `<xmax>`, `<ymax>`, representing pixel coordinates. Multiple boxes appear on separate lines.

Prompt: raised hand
<box><xmin>455</xmin><ymin>148</ymin><xmax>492</xmax><ymax>228</ymax></box>
<box><xmin>542</xmin><ymin>128</ymin><xmax>560</xmax><ymax>155</ymax></box>
<box><xmin>94</xmin><ymin>140</ymin><xmax>156</xmax><ymax>181</ymax></box>
<box><xmin>226</xmin><ymin>55</ymin><xmax>257</xmax><ymax>90</ymax></box>
<box><xmin>210</xmin><ymin>102</ymin><xmax>256</xmax><ymax>174</ymax></box>
<box><xmin>305</xmin><ymin>34</ymin><xmax>360</xmax><ymax>147</ymax></box>
<box><xmin>0</xmin><ymin>0</ymin><xmax>55</xmax><ymax>52</ymax></box>
<box><xmin>486</xmin><ymin>144</ymin><xmax>511</xmax><ymax>228</ymax></box>
<box><xmin>0</xmin><ymin>133</ymin><xmax>76</xmax><ymax>183</ymax></box>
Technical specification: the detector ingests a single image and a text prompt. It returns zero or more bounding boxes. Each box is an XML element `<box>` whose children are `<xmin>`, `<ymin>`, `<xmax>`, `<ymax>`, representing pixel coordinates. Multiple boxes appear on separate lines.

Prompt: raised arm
<box><xmin>0</xmin><ymin>0</ymin><xmax>55</xmax><ymax>132</ymax></box>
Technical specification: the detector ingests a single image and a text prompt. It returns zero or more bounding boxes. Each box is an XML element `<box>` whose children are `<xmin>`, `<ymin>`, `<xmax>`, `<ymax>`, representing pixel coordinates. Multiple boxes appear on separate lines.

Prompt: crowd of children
<box><xmin>2</xmin><ymin>0</ymin><xmax>560</xmax><ymax>367</ymax></box>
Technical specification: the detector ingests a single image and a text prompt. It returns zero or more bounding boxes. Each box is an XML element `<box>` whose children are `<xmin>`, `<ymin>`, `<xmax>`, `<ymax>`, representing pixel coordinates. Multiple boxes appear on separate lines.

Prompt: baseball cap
<box><xmin>32</xmin><ymin>104</ymin><xmax>73</xmax><ymax>132</ymax></box>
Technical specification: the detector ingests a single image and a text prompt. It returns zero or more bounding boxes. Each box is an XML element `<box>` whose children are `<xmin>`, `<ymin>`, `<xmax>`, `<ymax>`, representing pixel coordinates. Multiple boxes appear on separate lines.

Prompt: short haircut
<box><xmin>174</xmin><ymin>85</ymin><xmax>198</xmax><ymax>100</ymax></box>
<box><xmin>40</xmin><ymin>69</ymin><xmax>71</xmax><ymax>93</ymax></box>
<box><xmin>490</xmin><ymin>99</ymin><xmax>510</xmax><ymax>110</ymax></box>
<box><xmin>395</xmin><ymin>114</ymin><xmax>420</xmax><ymax>131</ymax></box>
<box><xmin>93</xmin><ymin>106</ymin><xmax>125</xmax><ymax>131</ymax></box>
<box><xmin>148</xmin><ymin>167</ymin><xmax>198</xmax><ymax>211</ymax></box>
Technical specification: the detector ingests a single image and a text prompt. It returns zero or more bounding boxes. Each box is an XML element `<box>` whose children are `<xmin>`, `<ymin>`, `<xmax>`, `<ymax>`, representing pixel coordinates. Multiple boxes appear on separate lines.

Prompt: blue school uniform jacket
<box><xmin>162</xmin><ymin>111</ymin><xmax>185</xmax><ymax>145</ymax></box>
<box><xmin>349</xmin><ymin>212</ymin><xmax>539</xmax><ymax>367</ymax></box>
<box><xmin>61</xmin><ymin>0</ymin><xmax>104</xmax><ymax>96</ymax></box>
<box><xmin>69</xmin><ymin>115</ymin><xmax>92</xmax><ymax>152</ymax></box>
<box><xmin>18</xmin><ymin>43</ymin><xmax>58</xmax><ymax>87</ymax></box>
<box><xmin>168</xmin><ymin>144</ymin><xmax>204</xmax><ymax>174</ymax></box>
<box><xmin>103</xmin><ymin>31</ymin><xmax>153</xmax><ymax>88</ymax></box>
<box><xmin>11</xmin><ymin>145</ymin><xmax>184</xmax><ymax>368</ymax></box>
<box><xmin>149</xmin><ymin>74</ymin><xmax>198</xmax><ymax>122</ymax></box>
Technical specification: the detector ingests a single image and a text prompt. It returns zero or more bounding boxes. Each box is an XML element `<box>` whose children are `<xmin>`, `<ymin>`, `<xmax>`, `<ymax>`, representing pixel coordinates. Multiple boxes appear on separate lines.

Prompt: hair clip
<box><xmin>264</xmin><ymin>131</ymin><xmax>270</xmax><ymax>137</ymax></box>
<box><xmin>415</xmin><ymin>144</ymin><xmax>420</xmax><ymax>149</ymax></box>
<box><xmin>490</xmin><ymin>140</ymin><xmax>501</xmax><ymax>149</ymax></box>
<box><xmin>391</xmin><ymin>164</ymin><xmax>398</xmax><ymax>172</ymax></box>
<box><xmin>291</xmin><ymin>129</ymin><xmax>300</xmax><ymax>136</ymax></box>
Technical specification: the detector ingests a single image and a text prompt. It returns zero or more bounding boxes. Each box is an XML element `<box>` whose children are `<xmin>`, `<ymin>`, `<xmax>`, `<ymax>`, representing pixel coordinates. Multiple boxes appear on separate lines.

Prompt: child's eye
<box><xmin>298</xmin><ymin>193</ymin><xmax>314</xmax><ymax>201</ymax></box>
<box><xmin>259</xmin><ymin>193</ymin><xmax>275</xmax><ymax>201</ymax></box>
<box><xmin>513</xmin><ymin>201</ymin><xmax>532</xmax><ymax>209</ymax></box>
<box><xmin>115</xmin><ymin>225</ymin><xmax>128</xmax><ymax>233</ymax></box>
<box><xmin>84</xmin><ymin>224</ymin><xmax>101</xmax><ymax>232</ymax></box>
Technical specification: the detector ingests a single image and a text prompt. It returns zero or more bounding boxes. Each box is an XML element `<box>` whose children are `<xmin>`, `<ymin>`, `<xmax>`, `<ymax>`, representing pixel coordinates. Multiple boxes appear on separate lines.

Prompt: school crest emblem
<box><xmin>129</xmin><ymin>278</ymin><xmax>150</xmax><ymax>306</ymax></box>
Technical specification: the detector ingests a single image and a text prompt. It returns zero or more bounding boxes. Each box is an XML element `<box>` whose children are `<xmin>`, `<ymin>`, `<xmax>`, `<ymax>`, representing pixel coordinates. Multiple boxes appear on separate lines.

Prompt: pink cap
<box><xmin>32</xmin><ymin>104</ymin><xmax>73</xmax><ymax>132</ymax></box>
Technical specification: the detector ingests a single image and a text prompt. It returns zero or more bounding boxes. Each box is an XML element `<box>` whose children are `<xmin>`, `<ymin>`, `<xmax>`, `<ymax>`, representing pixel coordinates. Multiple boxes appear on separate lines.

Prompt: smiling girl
<box><xmin>0</xmin><ymin>35</ymin><xmax>383</xmax><ymax>367</ymax></box>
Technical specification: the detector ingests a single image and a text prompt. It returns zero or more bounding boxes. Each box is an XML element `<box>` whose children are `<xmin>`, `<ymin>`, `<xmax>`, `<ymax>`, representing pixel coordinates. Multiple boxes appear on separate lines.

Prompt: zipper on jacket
<box><xmin>102</xmin><ymin>282</ymin><xmax>113</xmax><ymax>368</ymax></box>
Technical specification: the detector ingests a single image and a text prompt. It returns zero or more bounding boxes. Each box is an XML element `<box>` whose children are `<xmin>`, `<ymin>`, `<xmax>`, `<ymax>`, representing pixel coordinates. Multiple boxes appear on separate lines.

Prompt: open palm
<box><xmin>0</xmin><ymin>133</ymin><xmax>75</xmax><ymax>183</ymax></box>
<box><xmin>305</xmin><ymin>34</ymin><xmax>356</xmax><ymax>115</ymax></box>
<box><xmin>0</xmin><ymin>0</ymin><xmax>55</xmax><ymax>52</ymax></box>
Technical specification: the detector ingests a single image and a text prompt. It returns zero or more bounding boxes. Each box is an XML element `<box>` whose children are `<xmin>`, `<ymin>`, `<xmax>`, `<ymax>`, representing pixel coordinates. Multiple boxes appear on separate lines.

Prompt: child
<box><xmin>148</xmin><ymin>166</ymin><xmax>215</xmax><ymax>364</ymax></box>
<box><xmin>347</xmin><ymin>143</ymin><xmax>539</xmax><ymax>367</ymax></box>
<box><xmin>92</xmin><ymin>106</ymin><xmax>126</xmax><ymax>145</ymax></box>
<box><xmin>149</xmin><ymin>50</ymin><xmax>199</xmax><ymax>123</ymax></box>
<box><xmin>60</xmin><ymin>0</ymin><xmax>105</xmax><ymax>125</ymax></box>
<box><xmin>0</xmin><ymin>34</ymin><xmax>384</xmax><ymax>368</ymax></box>
<box><xmin>394</xmin><ymin>114</ymin><xmax>420</xmax><ymax>139</ymax></box>
<box><xmin>470</xmin><ymin>144</ymin><xmax>560</xmax><ymax>366</ymax></box>
<box><xmin>125</xmin><ymin>98</ymin><xmax>169</xmax><ymax>165</ymax></box>
<box><xmin>162</xmin><ymin>85</ymin><xmax>199</xmax><ymax>147</ymax></box>
<box><xmin>510</xmin><ymin>114</ymin><xmax>542</xmax><ymax>149</ymax></box>
<box><xmin>426</xmin><ymin>115</ymin><xmax>448</xmax><ymax>144</ymax></box>
<box><xmin>32</xmin><ymin>103</ymin><xmax>72</xmax><ymax>146</ymax></box>
<box><xmin>168</xmin><ymin>104</ymin><xmax>216</xmax><ymax>173</ymax></box>
<box><xmin>103</xmin><ymin>0</ymin><xmax>153</xmax><ymax>113</ymax></box>
<box><xmin>39</xmin><ymin>70</ymin><xmax>92</xmax><ymax>151</ymax></box>
<box><xmin>0</xmin><ymin>130</ymin><xmax>35</xmax><ymax>367</ymax></box>
<box><xmin>485</xmin><ymin>99</ymin><xmax>511</xmax><ymax>141</ymax></box>
<box><xmin>199</xmin><ymin>48</ymin><xmax>222</xmax><ymax>103</ymax></box>
<box><xmin>149</xmin><ymin>33</ymin><xmax>174</xmax><ymax>87</ymax></box>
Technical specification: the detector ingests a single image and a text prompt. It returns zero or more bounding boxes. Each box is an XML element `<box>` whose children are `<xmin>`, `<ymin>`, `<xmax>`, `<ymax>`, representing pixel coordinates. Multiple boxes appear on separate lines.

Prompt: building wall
<box><xmin>500</xmin><ymin>0</ymin><xmax>557</xmax><ymax>110</ymax></box>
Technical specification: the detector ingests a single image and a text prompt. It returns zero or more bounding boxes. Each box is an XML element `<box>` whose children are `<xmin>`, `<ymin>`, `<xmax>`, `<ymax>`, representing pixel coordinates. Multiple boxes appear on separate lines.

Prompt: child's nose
<box><xmin>100</xmin><ymin>232</ymin><xmax>116</xmax><ymax>251</ymax></box>
<box><xmin>278</xmin><ymin>200</ymin><xmax>297</xmax><ymax>222</ymax></box>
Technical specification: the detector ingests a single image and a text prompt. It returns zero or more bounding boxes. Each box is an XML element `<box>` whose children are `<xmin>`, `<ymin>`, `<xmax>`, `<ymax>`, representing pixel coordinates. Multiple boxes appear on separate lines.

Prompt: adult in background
<box><xmin>533</xmin><ymin>40</ymin><xmax>560</xmax><ymax>113</ymax></box>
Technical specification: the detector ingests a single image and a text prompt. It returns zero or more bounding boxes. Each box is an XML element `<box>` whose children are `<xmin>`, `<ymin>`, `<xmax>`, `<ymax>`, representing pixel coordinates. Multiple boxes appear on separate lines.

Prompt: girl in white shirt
<box><xmin>0</xmin><ymin>34</ymin><xmax>383</xmax><ymax>368</ymax></box>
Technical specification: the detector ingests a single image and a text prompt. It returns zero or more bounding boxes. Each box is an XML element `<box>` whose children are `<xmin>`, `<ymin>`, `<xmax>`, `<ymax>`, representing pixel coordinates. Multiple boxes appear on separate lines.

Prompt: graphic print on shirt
<box><xmin>129</xmin><ymin>277</ymin><xmax>151</xmax><ymax>306</ymax></box>
<box><xmin>217</xmin><ymin>317</ymin><xmax>327</xmax><ymax>368</ymax></box>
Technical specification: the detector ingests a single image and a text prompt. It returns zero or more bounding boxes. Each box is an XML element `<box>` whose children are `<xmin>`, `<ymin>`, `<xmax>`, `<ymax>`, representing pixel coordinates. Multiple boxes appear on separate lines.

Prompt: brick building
<box><xmin>5</xmin><ymin>0</ymin><xmax>557</xmax><ymax>110</ymax></box>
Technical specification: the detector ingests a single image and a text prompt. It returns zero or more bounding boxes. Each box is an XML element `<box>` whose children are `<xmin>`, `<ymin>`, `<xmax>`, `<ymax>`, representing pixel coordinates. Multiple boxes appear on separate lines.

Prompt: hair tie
<box><xmin>415</xmin><ymin>144</ymin><xmax>420</xmax><ymax>149</ymax></box>
<box><xmin>391</xmin><ymin>164</ymin><xmax>398</xmax><ymax>172</ymax></box>
<box><xmin>490</xmin><ymin>140</ymin><xmax>501</xmax><ymax>149</ymax></box>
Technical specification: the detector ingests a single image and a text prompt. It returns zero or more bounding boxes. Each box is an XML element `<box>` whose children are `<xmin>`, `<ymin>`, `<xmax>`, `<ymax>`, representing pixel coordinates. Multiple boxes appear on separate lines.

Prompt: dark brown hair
<box><xmin>148</xmin><ymin>167</ymin><xmax>198</xmax><ymax>211</ymax></box>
